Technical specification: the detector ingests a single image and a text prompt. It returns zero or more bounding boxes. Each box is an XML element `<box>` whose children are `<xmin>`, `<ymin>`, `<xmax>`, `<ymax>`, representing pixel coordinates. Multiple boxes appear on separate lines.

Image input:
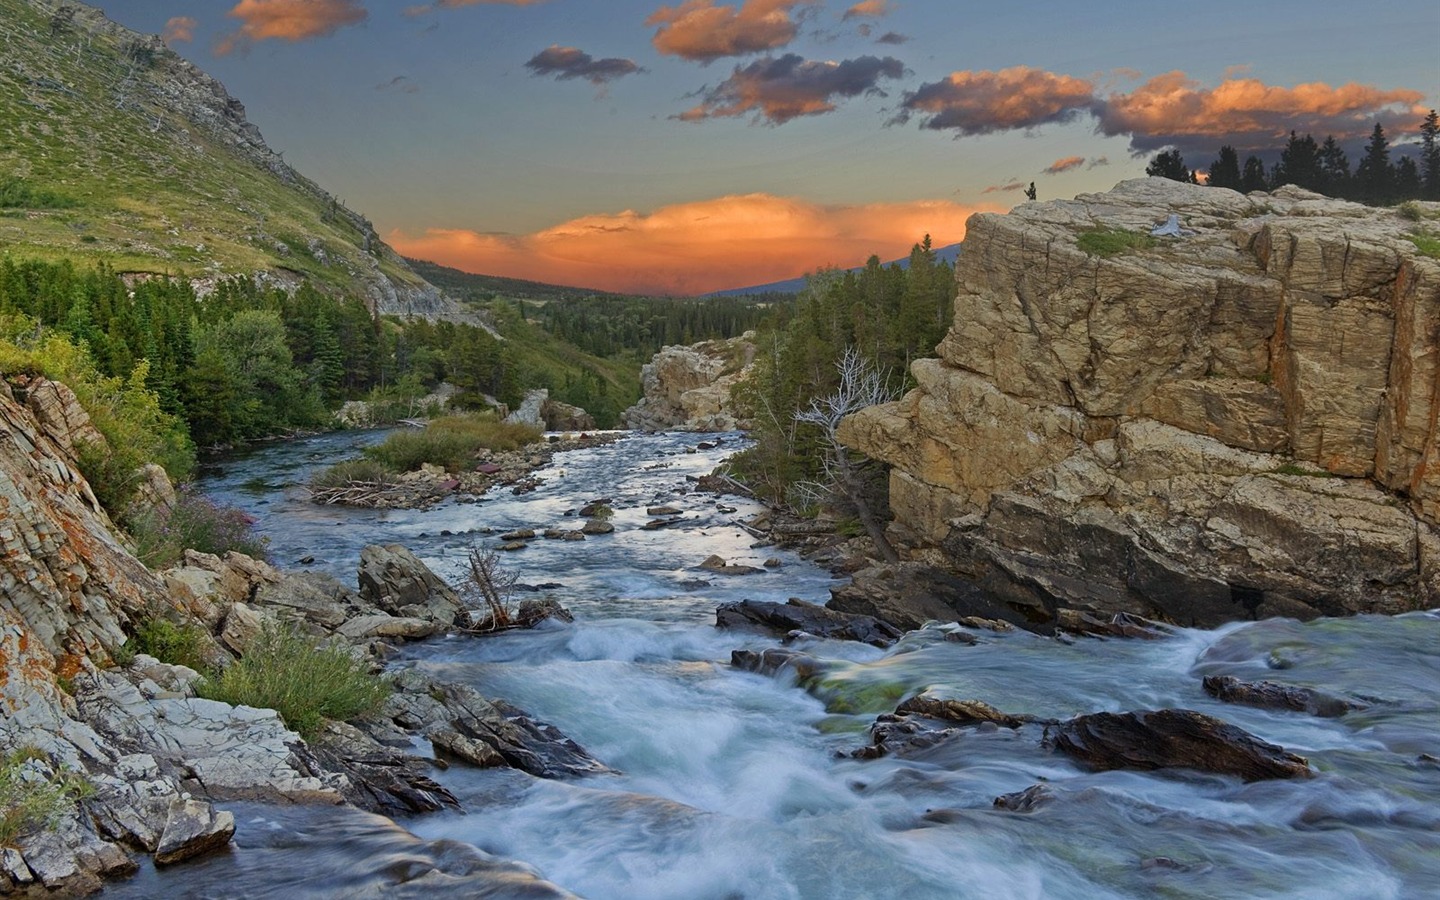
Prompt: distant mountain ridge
<box><xmin>0</xmin><ymin>0</ymin><xmax>460</xmax><ymax>319</ymax></box>
<box><xmin>707</xmin><ymin>242</ymin><xmax>964</xmax><ymax>296</ymax></box>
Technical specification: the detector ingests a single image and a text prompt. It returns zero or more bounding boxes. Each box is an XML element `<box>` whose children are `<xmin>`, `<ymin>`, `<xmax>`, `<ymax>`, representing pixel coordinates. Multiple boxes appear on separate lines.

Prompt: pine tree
<box><xmin>1355</xmin><ymin>123</ymin><xmax>1394</xmax><ymax>205</ymax></box>
<box><xmin>1146</xmin><ymin>149</ymin><xmax>1190</xmax><ymax>182</ymax></box>
<box><xmin>1421</xmin><ymin>109</ymin><xmax>1440</xmax><ymax>201</ymax></box>
<box><xmin>1240</xmin><ymin>156</ymin><xmax>1269</xmax><ymax>193</ymax></box>
<box><xmin>1394</xmin><ymin>156</ymin><xmax>1422</xmax><ymax>200</ymax></box>
<box><xmin>1318</xmin><ymin>136</ymin><xmax>1351</xmax><ymax>199</ymax></box>
<box><xmin>1208</xmin><ymin>146</ymin><xmax>1242</xmax><ymax>190</ymax></box>
<box><xmin>1273</xmin><ymin>132</ymin><xmax>1322</xmax><ymax>191</ymax></box>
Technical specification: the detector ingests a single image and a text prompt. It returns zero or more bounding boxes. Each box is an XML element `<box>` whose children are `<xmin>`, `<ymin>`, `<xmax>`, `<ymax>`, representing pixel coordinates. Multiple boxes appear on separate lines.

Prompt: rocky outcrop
<box><xmin>0</xmin><ymin>377</ymin><xmax>161</xmax><ymax>663</ymax></box>
<box><xmin>840</xmin><ymin>179</ymin><xmax>1440</xmax><ymax>627</ymax></box>
<box><xmin>715</xmin><ymin>598</ymin><xmax>903</xmax><ymax>646</ymax></box>
<box><xmin>623</xmin><ymin>333</ymin><xmax>756</xmax><ymax>431</ymax></box>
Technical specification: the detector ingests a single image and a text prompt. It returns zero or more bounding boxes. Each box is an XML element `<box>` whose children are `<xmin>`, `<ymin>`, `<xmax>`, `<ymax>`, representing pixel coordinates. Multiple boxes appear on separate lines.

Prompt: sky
<box><xmin>100</xmin><ymin>1</ymin><xmax>1438</xmax><ymax>295</ymax></box>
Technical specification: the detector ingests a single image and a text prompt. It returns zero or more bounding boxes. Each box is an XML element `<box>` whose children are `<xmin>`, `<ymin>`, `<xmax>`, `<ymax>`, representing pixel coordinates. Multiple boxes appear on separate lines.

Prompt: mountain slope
<box><xmin>0</xmin><ymin>0</ymin><xmax>458</xmax><ymax>318</ymax></box>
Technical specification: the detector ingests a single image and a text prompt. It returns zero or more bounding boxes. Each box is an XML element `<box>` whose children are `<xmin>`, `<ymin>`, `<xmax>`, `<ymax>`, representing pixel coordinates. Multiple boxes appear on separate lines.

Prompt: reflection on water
<box><xmin>120</xmin><ymin>431</ymin><xmax>1440</xmax><ymax>899</ymax></box>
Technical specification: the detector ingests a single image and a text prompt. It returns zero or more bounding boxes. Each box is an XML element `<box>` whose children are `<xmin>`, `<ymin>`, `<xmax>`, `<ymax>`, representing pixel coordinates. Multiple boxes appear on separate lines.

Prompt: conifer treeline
<box><xmin>1145</xmin><ymin>110</ymin><xmax>1440</xmax><ymax>206</ymax></box>
<box><xmin>731</xmin><ymin>237</ymin><xmax>954</xmax><ymax>506</ymax></box>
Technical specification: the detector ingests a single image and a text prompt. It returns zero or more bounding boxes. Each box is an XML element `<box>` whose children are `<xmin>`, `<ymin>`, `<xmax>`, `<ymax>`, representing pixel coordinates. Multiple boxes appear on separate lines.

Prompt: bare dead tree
<box><xmin>462</xmin><ymin>546</ymin><xmax>517</xmax><ymax>631</ymax></box>
<box><xmin>793</xmin><ymin>347</ymin><xmax>901</xmax><ymax>563</ymax></box>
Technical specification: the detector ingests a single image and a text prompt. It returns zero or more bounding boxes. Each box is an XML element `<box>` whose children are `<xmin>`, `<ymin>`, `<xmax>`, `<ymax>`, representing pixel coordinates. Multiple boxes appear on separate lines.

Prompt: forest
<box><xmin>1145</xmin><ymin>111</ymin><xmax>1440</xmax><ymax>205</ymax></box>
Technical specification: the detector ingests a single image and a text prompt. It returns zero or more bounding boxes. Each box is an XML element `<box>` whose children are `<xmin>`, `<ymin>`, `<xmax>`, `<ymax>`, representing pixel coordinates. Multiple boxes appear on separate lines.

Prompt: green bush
<box><xmin>0</xmin><ymin>177</ymin><xmax>77</xmax><ymax>210</ymax></box>
<box><xmin>196</xmin><ymin>624</ymin><xmax>390</xmax><ymax>737</ymax></box>
<box><xmin>123</xmin><ymin>618</ymin><xmax>209</xmax><ymax>670</ymax></box>
<box><xmin>0</xmin><ymin>748</ymin><xmax>92</xmax><ymax>847</ymax></box>
<box><xmin>127</xmin><ymin>485</ymin><xmax>269</xmax><ymax>569</ymax></box>
<box><xmin>361</xmin><ymin>413</ymin><xmax>541</xmax><ymax>473</ymax></box>
<box><xmin>308</xmin><ymin>458</ymin><xmax>397</xmax><ymax>493</ymax></box>
<box><xmin>1076</xmin><ymin>227</ymin><xmax>1157</xmax><ymax>258</ymax></box>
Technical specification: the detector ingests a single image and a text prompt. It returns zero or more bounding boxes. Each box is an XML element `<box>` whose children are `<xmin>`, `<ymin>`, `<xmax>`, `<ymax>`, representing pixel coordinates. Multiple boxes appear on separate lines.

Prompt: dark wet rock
<box><xmin>306</xmin><ymin>721</ymin><xmax>459</xmax><ymax>816</ymax></box>
<box><xmin>716</xmin><ymin>599</ymin><xmax>902</xmax><ymax>647</ymax></box>
<box><xmin>578</xmin><ymin>500</ymin><xmax>612</xmax><ymax>517</ymax></box>
<box><xmin>1052</xmin><ymin>709</ymin><xmax>1313</xmax><ymax>781</ymax></box>
<box><xmin>763</xmin><ymin>558</ymin><xmax>782</xmax><ymax>568</ymax></box>
<box><xmin>1201</xmin><ymin>675</ymin><xmax>1363</xmax><ymax>718</ymax></box>
<box><xmin>356</xmin><ymin>544</ymin><xmax>464</xmax><ymax>626</ymax></box>
<box><xmin>385</xmin><ymin>670</ymin><xmax>609</xmax><ymax>779</ymax></box>
<box><xmin>499</xmin><ymin>541</ymin><xmax>529</xmax><ymax>551</ymax></box>
<box><xmin>499</xmin><ymin>529</ymin><xmax>536</xmax><ymax>541</ymax></box>
<box><xmin>642</xmin><ymin>517</ymin><xmax>681</xmax><ymax>530</ymax></box>
<box><xmin>647</xmin><ymin>505</ymin><xmax>683</xmax><ymax>516</ymax></box>
<box><xmin>581</xmin><ymin>520</ymin><xmax>615</xmax><ymax>535</ymax></box>
<box><xmin>729</xmin><ymin>648</ymin><xmax>828</xmax><ymax>682</ymax></box>
<box><xmin>829</xmin><ymin>562</ymin><xmax>1036</xmax><ymax>633</ymax></box>
<box><xmin>853</xmin><ymin>693</ymin><xmax>1034</xmax><ymax>759</ymax></box>
<box><xmin>699</xmin><ymin>555</ymin><xmax>763</xmax><ymax>576</ymax></box>
<box><xmin>895</xmin><ymin>695</ymin><xmax>1030</xmax><ymax>729</ymax></box>
<box><xmin>561</xmin><ymin>531</ymin><xmax>586</xmax><ymax>541</ymax></box>
<box><xmin>993</xmin><ymin>784</ymin><xmax>1053</xmax><ymax>813</ymax></box>
<box><xmin>1056</xmin><ymin>609</ymin><xmax>1172</xmax><ymax>640</ymax></box>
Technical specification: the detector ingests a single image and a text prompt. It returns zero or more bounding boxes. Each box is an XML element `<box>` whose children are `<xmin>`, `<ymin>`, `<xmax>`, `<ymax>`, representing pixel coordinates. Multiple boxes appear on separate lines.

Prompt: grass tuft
<box><xmin>0</xmin><ymin>747</ymin><xmax>93</xmax><ymax>848</ymax></box>
<box><xmin>196</xmin><ymin>624</ymin><xmax>390</xmax><ymax>737</ymax></box>
<box><xmin>1076</xmin><ymin>227</ymin><xmax>1157</xmax><ymax>258</ymax></box>
<box><xmin>359</xmin><ymin>414</ymin><xmax>541</xmax><ymax>474</ymax></box>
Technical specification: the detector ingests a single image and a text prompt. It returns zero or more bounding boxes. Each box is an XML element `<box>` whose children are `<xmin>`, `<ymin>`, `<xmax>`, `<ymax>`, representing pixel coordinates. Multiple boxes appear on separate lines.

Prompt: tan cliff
<box><xmin>839</xmin><ymin>178</ymin><xmax>1440</xmax><ymax>627</ymax></box>
<box><xmin>623</xmin><ymin>332</ymin><xmax>757</xmax><ymax>432</ymax></box>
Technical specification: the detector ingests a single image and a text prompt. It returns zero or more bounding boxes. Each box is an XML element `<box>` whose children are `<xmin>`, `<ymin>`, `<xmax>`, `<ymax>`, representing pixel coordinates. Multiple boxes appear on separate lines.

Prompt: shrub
<box><xmin>128</xmin><ymin>485</ymin><xmax>268</xmax><ymax>568</ymax></box>
<box><xmin>196</xmin><ymin>624</ymin><xmax>390</xmax><ymax>737</ymax></box>
<box><xmin>362</xmin><ymin>413</ymin><xmax>541</xmax><ymax>473</ymax></box>
<box><xmin>123</xmin><ymin>618</ymin><xmax>209</xmax><ymax>671</ymax></box>
<box><xmin>0</xmin><ymin>177</ymin><xmax>76</xmax><ymax>210</ymax></box>
<box><xmin>308</xmin><ymin>458</ymin><xmax>397</xmax><ymax>493</ymax></box>
<box><xmin>0</xmin><ymin>748</ymin><xmax>93</xmax><ymax>847</ymax></box>
<box><xmin>1076</xmin><ymin>226</ymin><xmax>1157</xmax><ymax>258</ymax></box>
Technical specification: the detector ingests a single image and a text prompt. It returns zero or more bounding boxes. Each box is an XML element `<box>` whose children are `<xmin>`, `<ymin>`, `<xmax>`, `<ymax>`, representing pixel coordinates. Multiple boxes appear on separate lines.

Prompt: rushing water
<box><xmin>113</xmin><ymin>430</ymin><xmax>1440</xmax><ymax>899</ymax></box>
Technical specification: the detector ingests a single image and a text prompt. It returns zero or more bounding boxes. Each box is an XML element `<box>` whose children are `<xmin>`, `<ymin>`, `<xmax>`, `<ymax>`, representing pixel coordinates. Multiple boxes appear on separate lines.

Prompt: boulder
<box><xmin>504</xmin><ymin>389</ymin><xmax>547</xmax><ymax>429</ymax></box>
<box><xmin>699</xmin><ymin>555</ymin><xmax>763</xmax><ymax>576</ymax></box>
<box><xmin>152</xmin><ymin>799</ymin><xmax>235</xmax><ymax>865</ymax></box>
<box><xmin>356</xmin><ymin>544</ymin><xmax>463</xmax><ymax>626</ymax></box>
<box><xmin>715</xmin><ymin>599</ymin><xmax>902</xmax><ymax>647</ymax></box>
<box><xmin>1052</xmin><ymin>708</ymin><xmax>1313</xmax><ymax>781</ymax></box>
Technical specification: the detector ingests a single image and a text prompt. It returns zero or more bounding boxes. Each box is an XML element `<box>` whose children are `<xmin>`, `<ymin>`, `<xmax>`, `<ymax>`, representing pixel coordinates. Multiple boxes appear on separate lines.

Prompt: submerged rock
<box><xmin>1052</xmin><ymin>709</ymin><xmax>1313</xmax><ymax>781</ymax></box>
<box><xmin>1201</xmin><ymin>674</ymin><xmax>1364</xmax><ymax>718</ymax></box>
<box><xmin>715</xmin><ymin>599</ymin><xmax>902</xmax><ymax>647</ymax></box>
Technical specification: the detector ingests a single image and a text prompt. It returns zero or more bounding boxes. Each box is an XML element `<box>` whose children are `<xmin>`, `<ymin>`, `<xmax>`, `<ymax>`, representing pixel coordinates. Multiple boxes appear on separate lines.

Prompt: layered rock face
<box><xmin>623</xmin><ymin>333</ymin><xmax>756</xmax><ymax>431</ymax></box>
<box><xmin>840</xmin><ymin>179</ymin><xmax>1440</xmax><ymax>626</ymax></box>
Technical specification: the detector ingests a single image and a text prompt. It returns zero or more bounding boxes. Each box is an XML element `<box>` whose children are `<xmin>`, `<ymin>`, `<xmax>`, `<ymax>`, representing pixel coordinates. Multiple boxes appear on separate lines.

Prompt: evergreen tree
<box><xmin>1421</xmin><ymin>109</ymin><xmax>1440</xmax><ymax>201</ymax></box>
<box><xmin>1273</xmin><ymin>132</ymin><xmax>1322</xmax><ymax>191</ymax></box>
<box><xmin>1318</xmin><ymin>136</ymin><xmax>1351</xmax><ymax>199</ymax></box>
<box><xmin>1146</xmin><ymin>149</ymin><xmax>1190</xmax><ymax>182</ymax></box>
<box><xmin>1240</xmin><ymin>156</ymin><xmax>1269</xmax><ymax>193</ymax></box>
<box><xmin>1394</xmin><ymin>156</ymin><xmax>1422</xmax><ymax>200</ymax></box>
<box><xmin>1208</xmin><ymin>146</ymin><xmax>1242</xmax><ymax>190</ymax></box>
<box><xmin>1355</xmin><ymin>123</ymin><xmax>1394</xmax><ymax>205</ymax></box>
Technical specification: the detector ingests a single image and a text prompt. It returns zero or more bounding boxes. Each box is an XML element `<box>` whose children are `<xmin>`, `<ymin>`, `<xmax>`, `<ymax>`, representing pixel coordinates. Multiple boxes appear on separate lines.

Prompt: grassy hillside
<box><xmin>0</xmin><ymin>0</ymin><xmax>444</xmax><ymax>313</ymax></box>
<box><xmin>408</xmin><ymin>258</ymin><xmax>621</xmax><ymax>303</ymax></box>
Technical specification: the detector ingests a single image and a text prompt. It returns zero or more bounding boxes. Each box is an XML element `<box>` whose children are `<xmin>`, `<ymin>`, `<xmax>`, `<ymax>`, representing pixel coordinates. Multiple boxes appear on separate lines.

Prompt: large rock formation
<box><xmin>840</xmin><ymin>179</ymin><xmax>1440</xmax><ymax>627</ymax></box>
<box><xmin>623</xmin><ymin>333</ymin><xmax>756</xmax><ymax>431</ymax></box>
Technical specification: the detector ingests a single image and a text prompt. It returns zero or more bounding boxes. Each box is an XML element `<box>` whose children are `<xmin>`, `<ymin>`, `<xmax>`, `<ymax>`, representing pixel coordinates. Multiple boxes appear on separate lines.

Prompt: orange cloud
<box><xmin>842</xmin><ymin>0</ymin><xmax>889</xmax><ymax>19</ymax></box>
<box><xmin>895</xmin><ymin>66</ymin><xmax>1096</xmax><ymax>134</ymax></box>
<box><xmin>1096</xmin><ymin>72</ymin><xmax>1427</xmax><ymax>153</ymax></box>
<box><xmin>1043</xmin><ymin>155</ymin><xmax>1085</xmax><ymax>174</ymax></box>
<box><xmin>216</xmin><ymin>0</ymin><xmax>366</xmax><ymax>55</ymax></box>
<box><xmin>647</xmin><ymin>0</ymin><xmax>816</xmax><ymax>63</ymax></box>
<box><xmin>163</xmin><ymin>16</ymin><xmax>198</xmax><ymax>43</ymax></box>
<box><xmin>389</xmin><ymin>193</ymin><xmax>997</xmax><ymax>295</ymax></box>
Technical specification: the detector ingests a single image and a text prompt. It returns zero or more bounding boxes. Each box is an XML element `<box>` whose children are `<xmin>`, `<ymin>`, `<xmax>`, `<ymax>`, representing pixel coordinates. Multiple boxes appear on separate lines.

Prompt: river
<box><xmin>109</xmin><ymin>429</ymin><xmax>1440</xmax><ymax>899</ymax></box>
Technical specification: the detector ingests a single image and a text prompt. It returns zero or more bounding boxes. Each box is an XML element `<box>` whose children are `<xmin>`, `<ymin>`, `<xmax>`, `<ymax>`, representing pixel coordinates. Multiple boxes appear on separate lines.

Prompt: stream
<box><xmin>109</xmin><ymin>430</ymin><xmax>1440</xmax><ymax>899</ymax></box>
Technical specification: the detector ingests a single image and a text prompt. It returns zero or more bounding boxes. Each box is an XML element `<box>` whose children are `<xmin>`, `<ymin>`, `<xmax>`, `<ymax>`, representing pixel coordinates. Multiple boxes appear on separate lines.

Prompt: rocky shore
<box><xmin>0</xmin><ymin>375</ymin><xmax>595</xmax><ymax>895</ymax></box>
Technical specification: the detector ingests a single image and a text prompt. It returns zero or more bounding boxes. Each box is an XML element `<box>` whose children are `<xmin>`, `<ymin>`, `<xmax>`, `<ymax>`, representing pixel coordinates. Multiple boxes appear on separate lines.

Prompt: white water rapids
<box><xmin>108</xmin><ymin>430</ymin><xmax>1440</xmax><ymax>899</ymax></box>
